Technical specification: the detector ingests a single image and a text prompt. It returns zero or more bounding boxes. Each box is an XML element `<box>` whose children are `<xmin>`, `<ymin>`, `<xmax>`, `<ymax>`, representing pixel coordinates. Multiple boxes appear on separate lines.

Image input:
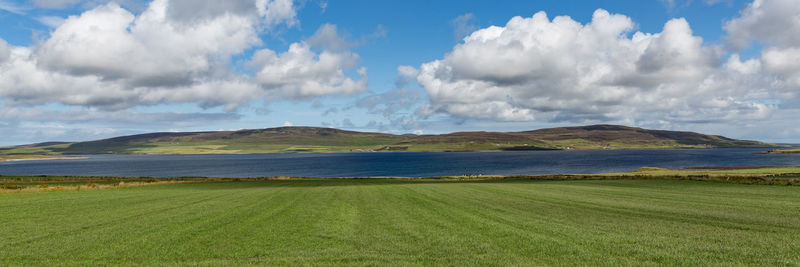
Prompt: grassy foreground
<box><xmin>1</xmin><ymin>177</ymin><xmax>799</xmax><ymax>265</ymax></box>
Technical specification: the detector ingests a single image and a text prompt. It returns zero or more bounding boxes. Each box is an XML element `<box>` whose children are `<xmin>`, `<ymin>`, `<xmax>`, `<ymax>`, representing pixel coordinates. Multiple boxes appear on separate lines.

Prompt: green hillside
<box><xmin>0</xmin><ymin>125</ymin><xmax>779</xmax><ymax>155</ymax></box>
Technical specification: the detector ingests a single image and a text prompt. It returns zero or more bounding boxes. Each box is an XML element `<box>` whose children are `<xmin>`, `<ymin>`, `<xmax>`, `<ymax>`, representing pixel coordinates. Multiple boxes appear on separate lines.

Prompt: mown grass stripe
<box><xmin>1</xmin><ymin>179</ymin><xmax>799</xmax><ymax>265</ymax></box>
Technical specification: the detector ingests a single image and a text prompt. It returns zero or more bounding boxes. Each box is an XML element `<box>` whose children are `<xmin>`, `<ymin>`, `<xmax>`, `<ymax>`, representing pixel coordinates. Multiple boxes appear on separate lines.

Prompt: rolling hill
<box><xmin>0</xmin><ymin>125</ymin><xmax>779</xmax><ymax>155</ymax></box>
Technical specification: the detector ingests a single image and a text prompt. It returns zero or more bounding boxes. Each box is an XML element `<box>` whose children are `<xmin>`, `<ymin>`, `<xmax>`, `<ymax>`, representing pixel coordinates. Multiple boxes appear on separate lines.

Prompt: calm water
<box><xmin>1</xmin><ymin>148</ymin><xmax>799</xmax><ymax>177</ymax></box>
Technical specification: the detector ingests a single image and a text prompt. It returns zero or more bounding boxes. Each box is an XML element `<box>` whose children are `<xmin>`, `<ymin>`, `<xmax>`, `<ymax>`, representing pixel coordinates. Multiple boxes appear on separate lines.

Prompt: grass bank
<box><xmin>1</xmin><ymin>176</ymin><xmax>799</xmax><ymax>265</ymax></box>
<box><xmin>4</xmin><ymin>166</ymin><xmax>800</xmax><ymax>192</ymax></box>
<box><xmin>0</xmin><ymin>154</ymin><xmax>82</xmax><ymax>161</ymax></box>
<box><xmin>769</xmin><ymin>148</ymin><xmax>800</xmax><ymax>154</ymax></box>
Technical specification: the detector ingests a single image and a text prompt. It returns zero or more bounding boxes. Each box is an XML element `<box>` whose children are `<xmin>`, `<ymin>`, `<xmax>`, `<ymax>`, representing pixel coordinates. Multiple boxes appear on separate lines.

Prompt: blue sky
<box><xmin>1</xmin><ymin>0</ymin><xmax>799</xmax><ymax>145</ymax></box>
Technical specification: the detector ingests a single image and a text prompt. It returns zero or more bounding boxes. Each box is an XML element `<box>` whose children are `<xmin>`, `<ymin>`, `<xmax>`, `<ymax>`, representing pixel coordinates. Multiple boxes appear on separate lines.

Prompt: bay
<box><xmin>1</xmin><ymin>148</ymin><xmax>798</xmax><ymax>177</ymax></box>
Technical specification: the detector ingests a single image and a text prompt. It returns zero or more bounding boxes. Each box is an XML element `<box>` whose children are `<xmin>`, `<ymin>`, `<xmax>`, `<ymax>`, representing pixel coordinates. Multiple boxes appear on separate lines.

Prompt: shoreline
<box><xmin>2</xmin><ymin>166</ymin><xmax>800</xmax><ymax>193</ymax></box>
<box><xmin>0</xmin><ymin>156</ymin><xmax>88</xmax><ymax>162</ymax></box>
<box><xmin>766</xmin><ymin>149</ymin><xmax>800</xmax><ymax>154</ymax></box>
<box><xmin>1</xmin><ymin>146</ymin><xmax>785</xmax><ymax>157</ymax></box>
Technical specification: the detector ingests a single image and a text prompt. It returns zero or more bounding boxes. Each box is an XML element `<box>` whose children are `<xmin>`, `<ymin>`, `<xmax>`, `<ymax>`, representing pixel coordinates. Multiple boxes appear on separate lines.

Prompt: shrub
<box><xmin>1</xmin><ymin>184</ymin><xmax>22</xmax><ymax>190</ymax></box>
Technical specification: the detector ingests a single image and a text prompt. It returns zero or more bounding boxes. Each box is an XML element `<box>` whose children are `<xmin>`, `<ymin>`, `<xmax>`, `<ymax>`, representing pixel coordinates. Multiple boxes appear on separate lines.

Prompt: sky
<box><xmin>0</xmin><ymin>0</ymin><xmax>799</xmax><ymax>146</ymax></box>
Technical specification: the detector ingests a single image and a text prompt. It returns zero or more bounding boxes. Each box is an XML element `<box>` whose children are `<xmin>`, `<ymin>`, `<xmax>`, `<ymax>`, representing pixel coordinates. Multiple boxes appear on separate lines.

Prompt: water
<box><xmin>1</xmin><ymin>148</ymin><xmax>798</xmax><ymax>177</ymax></box>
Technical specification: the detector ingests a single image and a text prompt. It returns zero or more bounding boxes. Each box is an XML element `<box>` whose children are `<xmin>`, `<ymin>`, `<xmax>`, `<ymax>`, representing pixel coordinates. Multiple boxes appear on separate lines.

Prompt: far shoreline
<box><xmin>10</xmin><ymin>145</ymin><xmax>786</xmax><ymax>157</ymax></box>
<box><xmin>0</xmin><ymin>156</ymin><xmax>88</xmax><ymax>162</ymax></box>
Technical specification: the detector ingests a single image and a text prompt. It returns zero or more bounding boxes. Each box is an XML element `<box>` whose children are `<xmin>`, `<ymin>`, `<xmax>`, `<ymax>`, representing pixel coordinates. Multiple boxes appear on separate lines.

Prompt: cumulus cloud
<box><xmin>0</xmin><ymin>38</ymin><xmax>9</xmax><ymax>63</ymax></box>
<box><xmin>308</xmin><ymin>23</ymin><xmax>355</xmax><ymax>51</ymax></box>
<box><xmin>724</xmin><ymin>0</ymin><xmax>800</xmax><ymax>96</ymax></box>
<box><xmin>37</xmin><ymin>1</ymin><xmax>260</xmax><ymax>87</ymax></box>
<box><xmin>0</xmin><ymin>45</ymin><xmax>264</xmax><ymax>110</ymax></box>
<box><xmin>250</xmin><ymin>42</ymin><xmax>367</xmax><ymax>99</ymax></box>
<box><xmin>414</xmin><ymin>9</ymin><xmax>775</xmax><ymax>124</ymax></box>
<box><xmin>258</xmin><ymin>0</ymin><xmax>298</xmax><ymax>28</ymax></box>
<box><xmin>725</xmin><ymin>0</ymin><xmax>800</xmax><ymax>49</ymax></box>
<box><xmin>0</xmin><ymin>0</ymin><xmax>366</xmax><ymax>112</ymax></box>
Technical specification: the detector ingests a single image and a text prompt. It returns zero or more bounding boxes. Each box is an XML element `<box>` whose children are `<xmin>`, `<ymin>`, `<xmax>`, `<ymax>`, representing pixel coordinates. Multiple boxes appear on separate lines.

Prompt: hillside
<box><xmin>0</xmin><ymin>125</ymin><xmax>779</xmax><ymax>155</ymax></box>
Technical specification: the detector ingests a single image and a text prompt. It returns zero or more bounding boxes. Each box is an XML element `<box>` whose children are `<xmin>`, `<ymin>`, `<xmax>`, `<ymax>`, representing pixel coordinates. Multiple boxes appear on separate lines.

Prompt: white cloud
<box><xmin>761</xmin><ymin>47</ymin><xmax>800</xmax><ymax>89</ymax></box>
<box><xmin>0</xmin><ymin>0</ymin><xmax>30</xmax><ymax>14</ymax></box>
<box><xmin>0</xmin><ymin>38</ymin><xmax>9</xmax><ymax>63</ymax></box>
<box><xmin>282</xmin><ymin>121</ymin><xmax>293</xmax><ymax>126</ymax></box>
<box><xmin>0</xmin><ymin>0</ymin><xmax>365</xmax><ymax>112</ymax></box>
<box><xmin>0</xmin><ymin>0</ymin><xmax>269</xmax><ymax>110</ymax></box>
<box><xmin>724</xmin><ymin>0</ymin><xmax>800</xmax><ymax>98</ymax></box>
<box><xmin>35</xmin><ymin>16</ymin><xmax>66</xmax><ymax>28</ymax></box>
<box><xmin>307</xmin><ymin>23</ymin><xmax>354</xmax><ymax>51</ymax></box>
<box><xmin>37</xmin><ymin>1</ymin><xmax>260</xmax><ymax>87</ymax></box>
<box><xmin>724</xmin><ymin>0</ymin><xmax>800</xmax><ymax>49</ymax></box>
<box><xmin>250</xmin><ymin>42</ymin><xmax>367</xmax><ymax>99</ymax></box>
<box><xmin>257</xmin><ymin>0</ymin><xmax>298</xmax><ymax>29</ymax></box>
<box><xmin>0</xmin><ymin>45</ymin><xmax>264</xmax><ymax>110</ymax></box>
<box><xmin>413</xmin><ymin>9</ymin><xmax>775</xmax><ymax>124</ymax></box>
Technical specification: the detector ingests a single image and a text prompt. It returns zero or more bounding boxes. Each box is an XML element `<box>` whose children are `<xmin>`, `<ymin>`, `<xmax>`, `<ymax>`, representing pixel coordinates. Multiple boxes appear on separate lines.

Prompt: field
<box><xmin>771</xmin><ymin>148</ymin><xmax>800</xmax><ymax>154</ymax></box>
<box><xmin>1</xmin><ymin>176</ymin><xmax>799</xmax><ymax>265</ymax></box>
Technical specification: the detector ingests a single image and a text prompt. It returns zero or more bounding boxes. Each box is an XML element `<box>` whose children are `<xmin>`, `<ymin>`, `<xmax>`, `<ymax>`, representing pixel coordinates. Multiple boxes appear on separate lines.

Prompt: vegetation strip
<box><xmin>3</xmin><ymin>166</ymin><xmax>800</xmax><ymax>193</ymax></box>
<box><xmin>0</xmin><ymin>155</ymin><xmax>84</xmax><ymax>161</ymax></box>
<box><xmin>768</xmin><ymin>148</ymin><xmax>800</xmax><ymax>154</ymax></box>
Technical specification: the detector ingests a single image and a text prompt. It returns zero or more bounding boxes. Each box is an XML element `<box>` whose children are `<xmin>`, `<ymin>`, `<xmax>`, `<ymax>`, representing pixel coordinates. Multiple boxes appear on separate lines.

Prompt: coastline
<box><xmin>2</xmin><ymin>166</ymin><xmax>800</xmax><ymax>192</ymax></box>
<box><xmin>1</xmin><ymin>145</ymin><xmax>786</xmax><ymax>157</ymax></box>
<box><xmin>0</xmin><ymin>156</ymin><xmax>88</xmax><ymax>162</ymax></box>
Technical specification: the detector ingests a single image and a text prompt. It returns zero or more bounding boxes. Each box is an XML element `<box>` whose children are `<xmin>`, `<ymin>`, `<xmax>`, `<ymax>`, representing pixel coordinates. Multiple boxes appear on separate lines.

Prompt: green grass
<box><xmin>771</xmin><ymin>148</ymin><xmax>800</xmax><ymax>154</ymax></box>
<box><xmin>1</xmin><ymin>178</ymin><xmax>799</xmax><ymax>265</ymax></box>
<box><xmin>604</xmin><ymin>166</ymin><xmax>800</xmax><ymax>176</ymax></box>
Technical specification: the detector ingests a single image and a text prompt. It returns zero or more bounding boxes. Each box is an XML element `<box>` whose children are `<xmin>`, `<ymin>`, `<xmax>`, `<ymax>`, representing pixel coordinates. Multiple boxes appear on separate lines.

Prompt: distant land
<box><xmin>0</xmin><ymin>125</ymin><xmax>783</xmax><ymax>156</ymax></box>
<box><xmin>768</xmin><ymin>148</ymin><xmax>800</xmax><ymax>154</ymax></box>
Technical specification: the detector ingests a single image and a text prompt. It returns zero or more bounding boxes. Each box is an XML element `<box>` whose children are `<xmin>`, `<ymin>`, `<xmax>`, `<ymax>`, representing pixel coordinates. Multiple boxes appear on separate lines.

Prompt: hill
<box><xmin>0</xmin><ymin>125</ymin><xmax>779</xmax><ymax>155</ymax></box>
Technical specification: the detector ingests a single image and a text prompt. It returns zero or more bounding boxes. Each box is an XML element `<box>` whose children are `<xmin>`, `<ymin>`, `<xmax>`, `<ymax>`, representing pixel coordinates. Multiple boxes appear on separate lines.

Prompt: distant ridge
<box><xmin>0</xmin><ymin>125</ymin><xmax>780</xmax><ymax>155</ymax></box>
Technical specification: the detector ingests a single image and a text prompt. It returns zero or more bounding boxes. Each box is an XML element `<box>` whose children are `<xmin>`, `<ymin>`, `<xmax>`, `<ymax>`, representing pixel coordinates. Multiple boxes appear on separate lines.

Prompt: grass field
<box><xmin>1</xmin><ymin>178</ymin><xmax>799</xmax><ymax>265</ymax></box>
<box><xmin>771</xmin><ymin>148</ymin><xmax>800</xmax><ymax>154</ymax></box>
